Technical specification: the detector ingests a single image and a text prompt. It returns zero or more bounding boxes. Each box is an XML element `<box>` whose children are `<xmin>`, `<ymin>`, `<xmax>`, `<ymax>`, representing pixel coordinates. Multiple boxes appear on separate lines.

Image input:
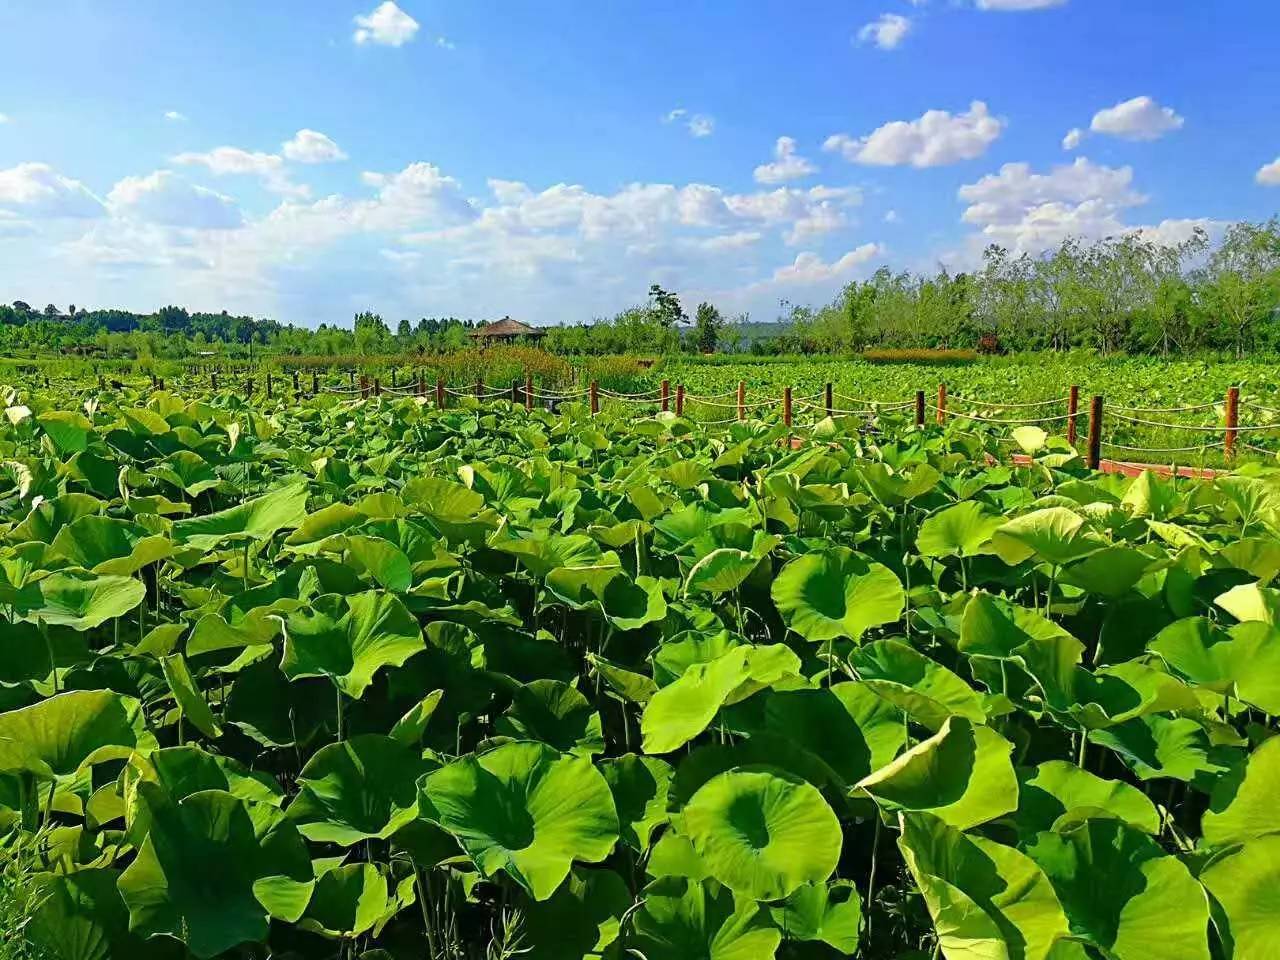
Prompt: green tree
<box><xmin>692</xmin><ymin>302</ymin><xmax>724</xmax><ymax>353</ymax></box>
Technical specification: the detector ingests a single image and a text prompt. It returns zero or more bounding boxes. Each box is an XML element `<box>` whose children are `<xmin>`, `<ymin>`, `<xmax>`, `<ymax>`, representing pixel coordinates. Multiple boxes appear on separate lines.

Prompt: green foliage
<box><xmin>0</xmin><ymin>382</ymin><xmax>1276</xmax><ymax>960</ymax></box>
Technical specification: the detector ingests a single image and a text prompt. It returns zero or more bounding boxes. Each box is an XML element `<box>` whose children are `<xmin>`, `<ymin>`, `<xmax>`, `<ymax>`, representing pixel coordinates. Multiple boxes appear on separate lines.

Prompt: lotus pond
<box><xmin>1</xmin><ymin>386</ymin><xmax>1278</xmax><ymax>960</ymax></box>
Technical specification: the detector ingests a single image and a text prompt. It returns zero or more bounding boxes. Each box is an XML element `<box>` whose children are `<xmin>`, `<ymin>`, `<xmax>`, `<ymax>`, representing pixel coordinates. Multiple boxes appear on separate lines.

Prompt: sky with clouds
<box><xmin>1</xmin><ymin>0</ymin><xmax>1278</xmax><ymax>327</ymax></box>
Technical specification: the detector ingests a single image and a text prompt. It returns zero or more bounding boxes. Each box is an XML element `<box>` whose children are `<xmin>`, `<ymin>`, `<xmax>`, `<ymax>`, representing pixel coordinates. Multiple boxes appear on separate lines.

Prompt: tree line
<box><xmin>3</xmin><ymin>218</ymin><xmax>1278</xmax><ymax>359</ymax></box>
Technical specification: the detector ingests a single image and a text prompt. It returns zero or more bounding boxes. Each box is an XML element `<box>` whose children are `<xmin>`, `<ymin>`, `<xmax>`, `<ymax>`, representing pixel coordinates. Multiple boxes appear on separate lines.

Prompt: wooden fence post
<box><xmin>676</xmin><ymin>384</ymin><xmax>685</xmax><ymax>417</ymax></box>
<box><xmin>825</xmin><ymin>382</ymin><xmax>834</xmax><ymax>418</ymax></box>
<box><xmin>244</xmin><ymin>377</ymin><xmax>253</xmax><ymax>399</ymax></box>
<box><xmin>311</xmin><ymin>372</ymin><xmax>319</xmax><ymax>396</ymax></box>
<box><xmin>360</xmin><ymin>375</ymin><xmax>369</xmax><ymax>399</ymax></box>
<box><xmin>391</xmin><ymin>369</ymin><xmax>397</xmax><ymax>389</ymax></box>
<box><xmin>476</xmin><ymin>377</ymin><xmax>484</xmax><ymax>401</ymax></box>
<box><xmin>783</xmin><ymin>386</ymin><xmax>792</xmax><ymax>428</ymax></box>
<box><xmin>265</xmin><ymin>374</ymin><xmax>272</xmax><ymax>400</ymax></box>
<box><xmin>511</xmin><ymin>379</ymin><xmax>519</xmax><ymax>404</ymax></box>
<box><xmin>525</xmin><ymin>372</ymin><xmax>534</xmax><ymax>411</ymax></box>
<box><xmin>914</xmin><ymin>390</ymin><xmax>926</xmax><ymax>427</ymax></box>
<box><xmin>936</xmin><ymin>384</ymin><xmax>947</xmax><ymax>425</ymax></box>
<box><xmin>1067</xmin><ymin>385</ymin><xmax>1080</xmax><ymax>447</ymax></box>
<box><xmin>349</xmin><ymin>370</ymin><xmax>356</xmax><ymax>387</ymax></box>
<box><xmin>590</xmin><ymin>380</ymin><xmax>600</xmax><ymax>415</ymax></box>
<box><xmin>211</xmin><ymin>371</ymin><xmax>219</xmax><ymax>391</ymax></box>
<box><xmin>661</xmin><ymin>379</ymin><xmax>670</xmax><ymax>412</ymax></box>
<box><xmin>1087</xmin><ymin>395</ymin><xmax>1103</xmax><ymax>470</ymax></box>
<box><xmin>1225</xmin><ymin>386</ymin><xmax>1240</xmax><ymax>459</ymax></box>
<box><xmin>292</xmin><ymin>371</ymin><xmax>300</xmax><ymax>395</ymax></box>
<box><xmin>737</xmin><ymin>381</ymin><xmax>746</xmax><ymax>421</ymax></box>
<box><xmin>436</xmin><ymin>378</ymin><xmax>445</xmax><ymax>408</ymax></box>
<box><xmin>373</xmin><ymin>378</ymin><xmax>381</xmax><ymax>397</ymax></box>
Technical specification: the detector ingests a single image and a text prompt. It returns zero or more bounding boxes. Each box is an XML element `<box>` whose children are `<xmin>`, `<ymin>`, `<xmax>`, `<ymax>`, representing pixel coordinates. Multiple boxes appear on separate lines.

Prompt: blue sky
<box><xmin>2</xmin><ymin>0</ymin><xmax>1278</xmax><ymax>328</ymax></box>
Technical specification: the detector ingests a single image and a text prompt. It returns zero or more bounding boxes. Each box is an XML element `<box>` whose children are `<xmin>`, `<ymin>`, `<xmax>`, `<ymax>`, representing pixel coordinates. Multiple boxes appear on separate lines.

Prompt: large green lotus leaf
<box><xmin>1200</xmin><ymin>834</ymin><xmax>1280</xmax><ymax>960</ymax></box>
<box><xmin>521</xmin><ymin>867</ymin><xmax>631</xmax><ymax>960</ymax></box>
<box><xmin>25</xmin><ymin>571</ymin><xmax>145</xmax><ymax>630</ymax></box>
<box><xmin>990</xmin><ymin>507</ymin><xmax>1105</xmax><ymax>567</ymax></box>
<box><xmin>50</xmin><ymin>516</ymin><xmax>173</xmax><ymax>576</ymax></box>
<box><xmin>344</xmin><ymin>535</ymin><xmax>412</xmax><ymax>592</ymax></box>
<box><xmin>899</xmin><ymin>812</ymin><xmax>1071</xmax><ymax>960</ymax></box>
<box><xmin>297</xmin><ymin>862</ymin><xmax>388</xmax><ymax>939</ymax></box>
<box><xmin>684</xmin><ymin>532</ymin><xmax>777</xmax><ymax>596</ymax></box>
<box><xmin>1213</xmin><ymin>582</ymin><xmax>1280</xmax><ymax>625</ymax></box>
<box><xmin>1088</xmin><ymin>715</ymin><xmax>1217</xmax><ymax>782</ymax></box>
<box><xmin>858</xmin><ymin>717</ymin><xmax>1017</xmax><ymax>830</ymax></box>
<box><xmin>287</xmin><ymin>733</ymin><xmax>427</xmax><ymax>845</ymax></box>
<box><xmin>496</xmin><ymin>679</ymin><xmax>604</xmax><ymax>757</ymax></box>
<box><xmin>917</xmin><ymin>500</ymin><xmax>1004</xmax><ymax>559</ymax></box>
<box><xmin>1201</xmin><ymin>735</ymin><xmax>1280</xmax><ymax>847</ymax></box>
<box><xmin>159</xmin><ymin>653</ymin><xmax>222</xmax><ymax>740</ymax></box>
<box><xmin>419</xmin><ymin>741</ymin><xmax>618</xmax><ymax>901</ymax></box>
<box><xmin>588</xmin><ymin>652</ymin><xmax>658</xmax><ymax>704</ymax></box>
<box><xmin>544</xmin><ymin>554</ymin><xmax>624</xmax><ymax>608</ymax></box>
<box><xmin>283</xmin><ymin>503</ymin><xmax>365</xmax><ymax>554</ymax></box>
<box><xmin>151</xmin><ymin>450</ymin><xmax>223</xmax><ymax>498</ymax></box>
<box><xmin>172</xmin><ymin>481</ymin><xmax>309</xmax><ymax>549</ymax></box>
<box><xmin>389</xmin><ymin>688</ymin><xmax>444</xmax><ymax>745</ymax></box>
<box><xmin>959</xmin><ymin>593</ymin><xmax>1085</xmax><ymax>711</ymax></box>
<box><xmin>1058</xmin><ymin>546</ymin><xmax>1155</xmax><ymax>599</ymax></box>
<box><xmin>281</xmin><ymin>590</ymin><xmax>424</xmax><ymax>698</ymax></box>
<box><xmin>1068</xmin><ymin>661</ymin><xmax>1199</xmax><ymax>730</ymax></box>
<box><xmin>855</xmin><ymin>461</ymin><xmax>941</xmax><ymax>506</ymax></box>
<box><xmin>402</xmin><ymin>475</ymin><xmax>496</xmax><ymax>542</ymax></box>
<box><xmin>0</xmin><ymin>689</ymin><xmax>154</xmax><ymax>779</ymax></box>
<box><xmin>851</xmin><ymin>639</ymin><xmax>986</xmax><ymax>730</ymax></box>
<box><xmin>38</xmin><ymin>409</ymin><xmax>94</xmax><ymax>454</ymax></box>
<box><xmin>599</xmin><ymin>573</ymin><xmax>668</xmax><ymax>631</ymax></box>
<box><xmin>1218</xmin><ymin>536</ymin><xmax>1280</xmax><ymax>583</ymax></box>
<box><xmin>225</xmin><ymin>660</ymin><xmax>332</xmax><ymax>748</ymax></box>
<box><xmin>117</xmin><ymin>785</ymin><xmax>311</xmax><ymax>959</ymax></box>
<box><xmin>493</xmin><ymin>532</ymin><xmax>603</xmax><ymax>579</ymax></box>
<box><xmin>1150</xmin><ymin>618</ymin><xmax>1280</xmax><ymax>714</ymax></box>
<box><xmin>771</xmin><ymin>547</ymin><xmax>904</xmax><ymax>642</ymax></box>
<box><xmin>29</xmin><ymin>868</ymin><xmax>173</xmax><ymax>960</ymax></box>
<box><xmin>8</xmin><ymin>492</ymin><xmax>103</xmax><ymax>545</ymax></box>
<box><xmin>1014</xmin><ymin>761</ymin><xmax>1159</xmax><ymax>842</ymax></box>
<box><xmin>640</xmin><ymin>645</ymin><xmax>799</xmax><ymax>755</ymax></box>
<box><xmin>601</xmin><ymin>753</ymin><xmax>673</xmax><ymax>852</ymax></box>
<box><xmin>0</xmin><ymin>621</ymin><xmax>54</xmax><ymax>685</ymax></box>
<box><xmin>1025</xmin><ymin>818</ymin><xmax>1210</xmax><ymax>960</ymax></box>
<box><xmin>769</xmin><ymin>880</ymin><xmax>862</xmax><ymax>953</ymax></box>
<box><xmin>651</xmin><ymin>629</ymin><xmax>742</xmax><ymax>685</ymax></box>
<box><xmin>128</xmin><ymin>746</ymin><xmax>283</xmax><ymax>811</ymax></box>
<box><xmin>631</xmin><ymin>876</ymin><xmax>781</xmax><ymax>960</ymax></box>
<box><xmin>681</xmin><ymin>768</ymin><xmax>841</xmax><ymax>901</ymax></box>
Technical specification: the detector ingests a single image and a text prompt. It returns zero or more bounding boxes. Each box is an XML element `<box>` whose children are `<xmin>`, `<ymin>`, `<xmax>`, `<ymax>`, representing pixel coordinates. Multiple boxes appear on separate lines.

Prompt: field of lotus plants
<box><xmin>1</xmin><ymin>382</ymin><xmax>1278</xmax><ymax>960</ymax></box>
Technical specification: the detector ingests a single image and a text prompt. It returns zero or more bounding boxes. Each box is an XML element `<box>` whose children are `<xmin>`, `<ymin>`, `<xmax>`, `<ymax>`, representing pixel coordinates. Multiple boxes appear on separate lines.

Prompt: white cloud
<box><xmin>282</xmin><ymin>129</ymin><xmax>348</xmax><ymax>164</ymax></box>
<box><xmin>1132</xmin><ymin>218</ymin><xmax>1222</xmax><ymax>249</ymax></box>
<box><xmin>857</xmin><ymin>14</ymin><xmax>912</xmax><ymax>50</ymax></box>
<box><xmin>1062</xmin><ymin>127</ymin><xmax>1083</xmax><ymax>150</ymax></box>
<box><xmin>163</xmin><ymin>110</ymin><xmax>187</xmax><ymax>122</ymax></box>
<box><xmin>772</xmin><ymin>244</ymin><xmax>883</xmax><ymax>283</ymax></box>
<box><xmin>1258</xmin><ymin>158</ymin><xmax>1280</xmax><ymax>187</ymax></box>
<box><xmin>353</xmin><ymin>1</ymin><xmax>420</xmax><ymax>46</ymax></box>
<box><xmin>0</xmin><ymin>113</ymin><xmax>12</xmax><ymax>124</ymax></box>
<box><xmin>436</xmin><ymin>36</ymin><xmax>456</xmax><ymax>50</ymax></box>
<box><xmin>0</xmin><ymin>163</ymin><xmax>105</xmax><ymax>219</ymax></box>
<box><xmin>107</xmin><ymin>170</ymin><xmax>242</xmax><ymax>230</ymax></box>
<box><xmin>171</xmin><ymin>146</ymin><xmax>307</xmax><ymax>197</ymax></box>
<box><xmin>663</xmin><ymin>108</ymin><xmax>715</xmax><ymax>138</ymax></box>
<box><xmin>957</xmin><ymin>156</ymin><xmax>1148</xmax><ymax>251</ymax></box>
<box><xmin>825</xmin><ymin>101</ymin><xmax>1004</xmax><ymax>168</ymax></box>
<box><xmin>884</xmin><ymin>209</ymin><xmax>900</xmax><ymax>223</ymax></box>
<box><xmin>975</xmin><ymin>0</ymin><xmax>1067</xmax><ymax>9</ymax></box>
<box><xmin>1090</xmin><ymin>96</ymin><xmax>1184</xmax><ymax>141</ymax></box>
<box><xmin>754</xmin><ymin>137</ymin><xmax>818</xmax><ymax>184</ymax></box>
<box><xmin>698</xmin><ymin>231</ymin><xmax>763</xmax><ymax>251</ymax></box>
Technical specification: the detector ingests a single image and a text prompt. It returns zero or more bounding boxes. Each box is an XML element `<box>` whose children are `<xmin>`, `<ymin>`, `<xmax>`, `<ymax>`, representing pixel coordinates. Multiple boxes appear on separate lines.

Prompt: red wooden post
<box><xmin>783</xmin><ymin>386</ymin><xmax>792</xmax><ymax>428</ymax></box>
<box><xmin>936</xmin><ymin>383</ymin><xmax>947</xmax><ymax>425</ymax></box>
<box><xmin>1067</xmin><ymin>385</ymin><xmax>1080</xmax><ymax>447</ymax></box>
<box><xmin>1225</xmin><ymin>386</ymin><xmax>1240</xmax><ymax>459</ymax></box>
<box><xmin>737</xmin><ymin>380</ymin><xmax>746</xmax><ymax>421</ymax></box>
<box><xmin>914</xmin><ymin>390</ymin><xmax>926</xmax><ymax>427</ymax></box>
<box><xmin>1087</xmin><ymin>395</ymin><xmax>1103</xmax><ymax>470</ymax></box>
<box><xmin>661</xmin><ymin>379</ymin><xmax>670</xmax><ymax>412</ymax></box>
<box><xmin>825</xmin><ymin>382</ymin><xmax>833</xmax><ymax>418</ymax></box>
<box><xmin>436</xmin><ymin>377</ymin><xmax>445</xmax><ymax>409</ymax></box>
<box><xmin>676</xmin><ymin>384</ymin><xmax>685</xmax><ymax>417</ymax></box>
<box><xmin>359</xmin><ymin>375</ymin><xmax>369</xmax><ymax>399</ymax></box>
<box><xmin>590</xmin><ymin>380</ymin><xmax>600</xmax><ymax>415</ymax></box>
<box><xmin>525</xmin><ymin>372</ymin><xmax>534</xmax><ymax>411</ymax></box>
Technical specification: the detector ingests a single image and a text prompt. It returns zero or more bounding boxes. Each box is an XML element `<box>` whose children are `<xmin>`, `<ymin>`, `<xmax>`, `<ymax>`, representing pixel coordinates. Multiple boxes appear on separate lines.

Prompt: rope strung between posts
<box><xmin>931</xmin><ymin>406</ymin><xmax>1073</xmax><ymax>425</ymax></box>
<box><xmin>1101</xmin><ymin>439</ymin><xmax>1226</xmax><ymax>454</ymax></box>
<box><xmin>831</xmin><ymin>390</ymin><xmax>915</xmax><ymax>409</ymax></box>
<box><xmin>1110</xmin><ymin>400</ymin><xmax>1220</xmax><ymax>414</ymax></box>
<box><xmin>1108</xmin><ymin>410</ymin><xmax>1279</xmax><ymax>432</ymax></box>
<box><xmin>598</xmin><ymin>387</ymin><xmax>663</xmax><ymax>399</ymax></box>
<box><xmin>793</xmin><ymin>399</ymin><xmax>879</xmax><ymax>418</ymax></box>
<box><xmin>1240</xmin><ymin>399</ymin><xmax>1280</xmax><ymax>415</ymax></box>
<box><xmin>948</xmin><ymin>394</ymin><xmax>1068</xmax><ymax>409</ymax></box>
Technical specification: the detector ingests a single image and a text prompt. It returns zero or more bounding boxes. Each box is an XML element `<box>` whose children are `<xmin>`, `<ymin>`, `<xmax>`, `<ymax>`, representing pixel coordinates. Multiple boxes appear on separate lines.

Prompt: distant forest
<box><xmin>3</xmin><ymin>217</ymin><xmax>1278</xmax><ymax>358</ymax></box>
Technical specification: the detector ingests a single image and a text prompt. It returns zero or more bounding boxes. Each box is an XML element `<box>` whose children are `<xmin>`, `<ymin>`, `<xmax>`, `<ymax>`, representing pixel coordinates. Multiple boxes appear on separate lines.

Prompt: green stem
<box><xmin>866</xmin><ymin>814</ymin><xmax>882</xmax><ymax>938</ymax></box>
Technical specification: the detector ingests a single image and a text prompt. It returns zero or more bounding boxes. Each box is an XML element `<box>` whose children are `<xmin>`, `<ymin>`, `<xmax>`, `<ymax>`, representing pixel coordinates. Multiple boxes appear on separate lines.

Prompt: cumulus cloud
<box><xmin>1257</xmin><ymin>158</ymin><xmax>1280</xmax><ymax>187</ymax></box>
<box><xmin>1090</xmin><ymin>96</ymin><xmax>1184</xmax><ymax>141</ymax></box>
<box><xmin>957</xmin><ymin>156</ymin><xmax>1148</xmax><ymax>251</ymax></box>
<box><xmin>824</xmin><ymin>101</ymin><xmax>1004</xmax><ymax>168</ymax></box>
<box><xmin>975</xmin><ymin>0</ymin><xmax>1067</xmax><ymax>9</ymax></box>
<box><xmin>697</xmin><ymin>231</ymin><xmax>763</xmax><ymax>251</ymax></box>
<box><xmin>0</xmin><ymin>163</ymin><xmax>105</xmax><ymax>219</ymax></box>
<box><xmin>663</xmin><ymin>108</ymin><xmax>715</xmax><ymax>138</ymax></box>
<box><xmin>353</xmin><ymin>1</ymin><xmax>419</xmax><ymax>46</ymax></box>
<box><xmin>163</xmin><ymin>110</ymin><xmax>187</xmax><ymax>122</ymax></box>
<box><xmin>857</xmin><ymin>13</ymin><xmax>912</xmax><ymax>50</ymax></box>
<box><xmin>171</xmin><ymin>146</ymin><xmax>307</xmax><ymax>197</ymax></box>
<box><xmin>107</xmin><ymin>171</ymin><xmax>242</xmax><ymax>230</ymax></box>
<box><xmin>772</xmin><ymin>244</ymin><xmax>883</xmax><ymax>283</ymax></box>
<box><xmin>754</xmin><ymin>137</ymin><xmax>818</xmax><ymax>184</ymax></box>
<box><xmin>282</xmin><ymin>129</ymin><xmax>347</xmax><ymax>164</ymax></box>
<box><xmin>1062</xmin><ymin>127</ymin><xmax>1084</xmax><ymax>150</ymax></box>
